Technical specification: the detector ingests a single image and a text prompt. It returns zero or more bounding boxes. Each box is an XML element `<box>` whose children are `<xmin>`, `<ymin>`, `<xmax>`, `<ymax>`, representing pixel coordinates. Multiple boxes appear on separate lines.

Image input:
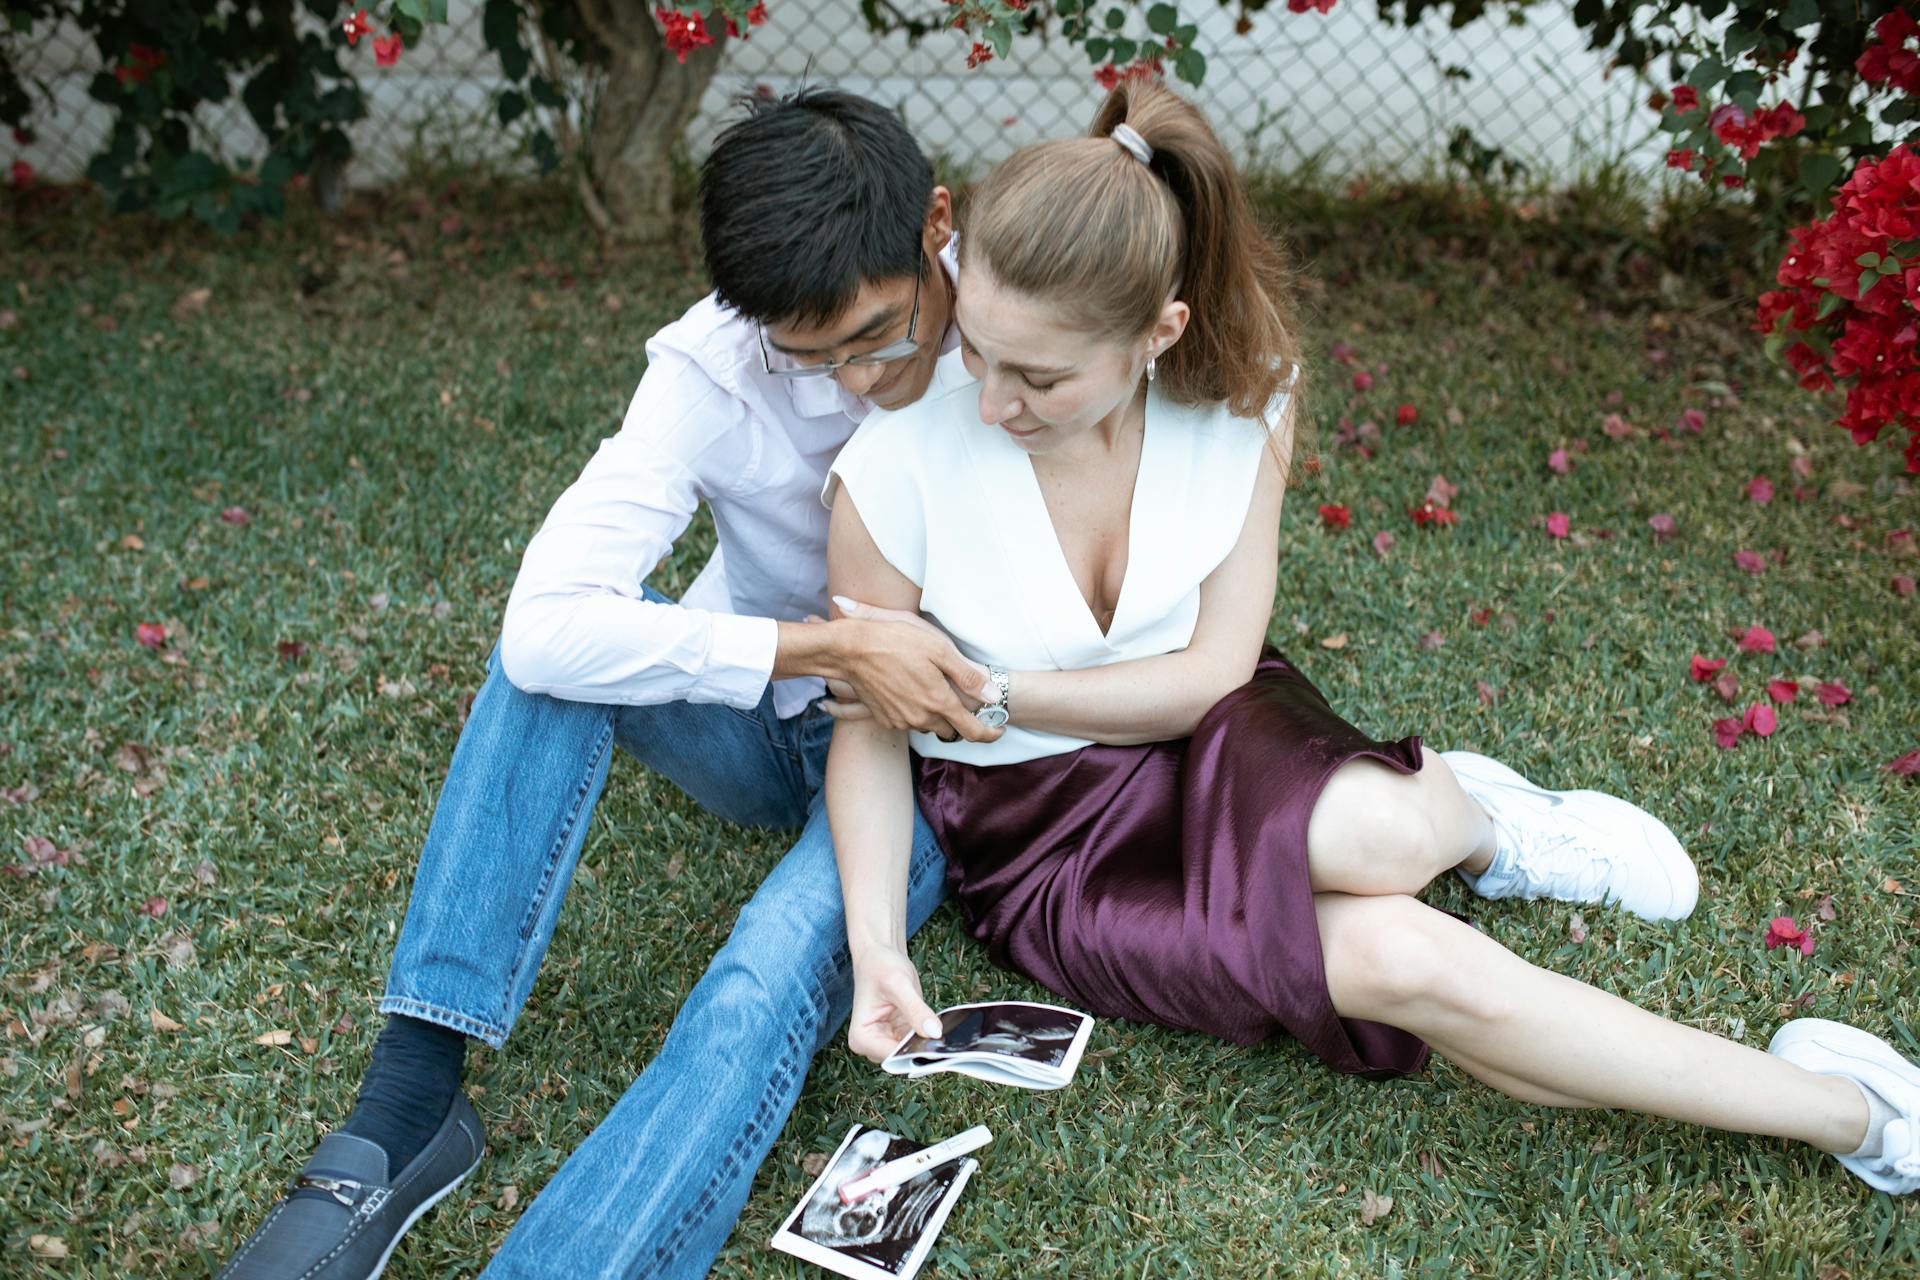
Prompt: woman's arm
<box><xmin>828</xmin><ymin>442</ymin><xmax>1286</xmax><ymax>745</ymax></box>
<box><xmin>825</xmin><ymin>492</ymin><xmax>947</xmax><ymax>1061</ymax></box>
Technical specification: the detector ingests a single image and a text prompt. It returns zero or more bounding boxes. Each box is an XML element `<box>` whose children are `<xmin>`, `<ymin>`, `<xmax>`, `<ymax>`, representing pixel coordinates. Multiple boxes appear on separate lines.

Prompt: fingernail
<box><xmin>920</xmin><ymin>1017</ymin><xmax>943</xmax><ymax>1037</ymax></box>
<box><xmin>831</xmin><ymin>595</ymin><xmax>856</xmax><ymax>612</ymax></box>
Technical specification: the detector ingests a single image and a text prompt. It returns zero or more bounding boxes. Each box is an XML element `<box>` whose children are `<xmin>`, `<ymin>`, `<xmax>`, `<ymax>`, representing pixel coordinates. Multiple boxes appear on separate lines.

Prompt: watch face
<box><xmin>975</xmin><ymin>704</ymin><xmax>1009</xmax><ymax>730</ymax></box>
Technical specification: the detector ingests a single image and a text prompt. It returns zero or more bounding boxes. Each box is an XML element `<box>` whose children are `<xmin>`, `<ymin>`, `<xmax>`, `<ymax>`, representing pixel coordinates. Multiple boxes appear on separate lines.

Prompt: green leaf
<box><xmin>1174</xmin><ymin>46</ymin><xmax>1205</xmax><ymax>87</ymax></box>
<box><xmin>986</xmin><ymin>17</ymin><xmax>1012</xmax><ymax>58</ymax></box>
<box><xmin>1085</xmin><ymin>37</ymin><xmax>1111</xmax><ymax>62</ymax></box>
<box><xmin>498</xmin><ymin>89</ymin><xmax>526</xmax><ymax>127</ymax></box>
<box><xmin>531</xmin><ymin>129</ymin><xmax>560</xmax><ymax>175</ymax></box>
<box><xmin>1801</xmin><ymin>103</ymin><xmax>1835</xmax><ymax>132</ymax></box>
<box><xmin>1110</xmin><ymin>36</ymin><xmax>1137</xmax><ymax>62</ymax></box>
<box><xmin>394</xmin><ymin>0</ymin><xmax>430</xmax><ymax>24</ymax></box>
<box><xmin>427</xmin><ymin>0</ymin><xmax>450</xmax><ymax>23</ymax></box>
<box><xmin>1816</xmin><ymin>291</ymin><xmax>1845</xmax><ymax>320</ymax></box>
<box><xmin>1147</xmin><ymin>4</ymin><xmax>1177</xmax><ymax>35</ymax></box>
<box><xmin>1174</xmin><ymin>23</ymin><xmax>1197</xmax><ymax>43</ymax></box>
<box><xmin>1780</xmin><ymin>0</ymin><xmax>1819</xmax><ymax>29</ymax></box>
<box><xmin>1855</xmin><ymin>269</ymin><xmax>1879</xmax><ymax>301</ymax></box>
<box><xmin>1724</xmin><ymin>70</ymin><xmax>1761</xmax><ymax>110</ymax></box>
<box><xmin>1721</xmin><ymin>28</ymin><xmax>1761</xmax><ymax>59</ymax></box>
<box><xmin>484</xmin><ymin>0</ymin><xmax>530</xmax><ymax>82</ymax></box>
<box><xmin>529</xmin><ymin>75</ymin><xmax>565</xmax><ymax>109</ymax></box>
<box><xmin>1797</xmin><ymin>152</ymin><xmax>1840</xmax><ymax>199</ymax></box>
<box><xmin>1894</xmin><ymin>239</ymin><xmax>1920</xmax><ymax>259</ymax></box>
<box><xmin>1105</xmin><ymin>7</ymin><xmax>1125</xmax><ymax>29</ymax></box>
<box><xmin>1856</xmin><ymin>252</ymin><xmax>1883</xmax><ymax>269</ymax></box>
<box><xmin>1056</xmin><ymin>0</ymin><xmax>1082</xmax><ymax>13</ymax></box>
<box><xmin>1685</xmin><ymin>56</ymin><xmax>1727</xmax><ymax>91</ymax></box>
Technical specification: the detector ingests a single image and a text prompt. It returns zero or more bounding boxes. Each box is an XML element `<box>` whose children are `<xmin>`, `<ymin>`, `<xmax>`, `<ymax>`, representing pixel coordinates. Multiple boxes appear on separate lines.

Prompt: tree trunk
<box><xmin>574</xmin><ymin>0</ymin><xmax>729</xmax><ymax>243</ymax></box>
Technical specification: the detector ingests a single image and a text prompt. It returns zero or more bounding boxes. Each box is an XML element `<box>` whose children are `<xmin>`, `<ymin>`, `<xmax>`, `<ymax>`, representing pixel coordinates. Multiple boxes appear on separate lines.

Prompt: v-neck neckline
<box><xmin>1013</xmin><ymin>386</ymin><xmax>1161</xmax><ymax>646</ymax></box>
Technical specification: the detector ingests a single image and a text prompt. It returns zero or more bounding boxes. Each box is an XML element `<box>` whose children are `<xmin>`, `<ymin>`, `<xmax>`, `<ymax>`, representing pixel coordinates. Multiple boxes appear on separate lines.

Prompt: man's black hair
<box><xmin>700</xmin><ymin>87</ymin><xmax>933</xmax><ymax>327</ymax></box>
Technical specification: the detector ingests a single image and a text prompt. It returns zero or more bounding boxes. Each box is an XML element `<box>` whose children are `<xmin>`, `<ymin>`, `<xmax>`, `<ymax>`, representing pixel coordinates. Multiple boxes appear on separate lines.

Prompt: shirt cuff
<box><xmin>689</xmin><ymin>611</ymin><xmax>779</xmax><ymax>709</ymax></box>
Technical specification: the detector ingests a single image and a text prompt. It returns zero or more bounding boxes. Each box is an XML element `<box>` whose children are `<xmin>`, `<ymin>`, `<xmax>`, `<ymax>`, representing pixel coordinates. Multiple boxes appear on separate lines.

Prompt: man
<box><xmin>219</xmin><ymin>84</ymin><xmax>1693</xmax><ymax>1280</ymax></box>
<box><xmin>219</xmin><ymin>87</ymin><xmax>990</xmax><ymax>1280</ymax></box>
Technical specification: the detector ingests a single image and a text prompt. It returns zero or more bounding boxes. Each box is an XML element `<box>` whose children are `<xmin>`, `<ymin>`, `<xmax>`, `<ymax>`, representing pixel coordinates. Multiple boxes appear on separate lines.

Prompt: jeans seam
<box><xmin>493</xmin><ymin>717</ymin><xmax>616</xmax><ymax>1035</ymax></box>
<box><xmin>640</xmin><ymin>1000</ymin><xmax>820</xmax><ymax>1279</ymax></box>
<box><xmin>642</xmin><ymin>840</ymin><xmax>941</xmax><ymax>1277</ymax></box>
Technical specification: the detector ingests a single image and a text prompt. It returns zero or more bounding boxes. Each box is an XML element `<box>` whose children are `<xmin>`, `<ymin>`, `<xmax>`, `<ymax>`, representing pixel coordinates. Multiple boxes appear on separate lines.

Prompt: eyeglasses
<box><xmin>757</xmin><ymin>263</ymin><xmax>924</xmax><ymax>380</ymax></box>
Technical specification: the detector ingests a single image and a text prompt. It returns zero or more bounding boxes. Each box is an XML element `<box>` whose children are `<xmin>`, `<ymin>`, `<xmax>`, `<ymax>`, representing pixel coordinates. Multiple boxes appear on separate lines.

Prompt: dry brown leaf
<box><xmin>497</xmin><ymin>1183</ymin><xmax>520</xmax><ymax>1211</ymax></box>
<box><xmin>170</xmin><ymin>287</ymin><xmax>212</xmax><ymax>322</ymax></box>
<box><xmin>800</xmin><ymin>1151</ymin><xmax>831</xmax><ymax>1177</ymax></box>
<box><xmin>1361</xmin><ymin>1189</ymin><xmax>1394</xmax><ymax>1226</ymax></box>
<box><xmin>119</xmin><ymin>533</ymin><xmax>145</xmax><ymax>551</ymax></box>
<box><xmin>1320</xmin><ymin>633</ymin><xmax>1349</xmax><ymax>650</ymax></box>
<box><xmin>29</xmin><ymin>1235</ymin><xmax>69</xmax><ymax>1258</ymax></box>
<box><xmin>169</xmin><ymin>1162</ymin><xmax>198</xmax><ymax>1190</ymax></box>
<box><xmin>254</xmin><ymin>1030</ymin><xmax>293</xmax><ymax>1047</ymax></box>
<box><xmin>148</xmin><ymin>1009</ymin><xmax>185</xmax><ymax>1033</ymax></box>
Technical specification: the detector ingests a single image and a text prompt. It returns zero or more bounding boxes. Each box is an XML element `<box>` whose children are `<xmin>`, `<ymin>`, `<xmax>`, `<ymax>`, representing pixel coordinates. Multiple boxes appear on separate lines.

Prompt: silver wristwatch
<box><xmin>975</xmin><ymin>665</ymin><xmax>1010</xmax><ymax>729</ymax></box>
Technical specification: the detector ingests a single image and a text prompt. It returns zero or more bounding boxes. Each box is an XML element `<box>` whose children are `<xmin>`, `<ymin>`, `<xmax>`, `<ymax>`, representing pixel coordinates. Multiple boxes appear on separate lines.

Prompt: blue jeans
<box><xmin>381</xmin><ymin>598</ymin><xmax>949</xmax><ymax>1278</ymax></box>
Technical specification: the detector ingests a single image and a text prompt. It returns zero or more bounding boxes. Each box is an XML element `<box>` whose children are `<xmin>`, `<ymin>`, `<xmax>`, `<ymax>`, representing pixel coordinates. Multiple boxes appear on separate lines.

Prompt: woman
<box><xmin>822</xmin><ymin>81</ymin><xmax>1919</xmax><ymax>1195</ymax></box>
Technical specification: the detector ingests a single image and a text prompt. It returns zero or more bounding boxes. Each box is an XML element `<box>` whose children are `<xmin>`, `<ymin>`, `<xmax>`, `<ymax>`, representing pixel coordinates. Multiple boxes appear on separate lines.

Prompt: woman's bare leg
<box><xmin>1314</xmin><ymin>892</ymin><xmax>1870</xmax><ymax>1154</ymax></box>
<box><xmin>1305</xmin><ymin>747</ymin><xmax>1492</xmax><ymax>895</ymax></box>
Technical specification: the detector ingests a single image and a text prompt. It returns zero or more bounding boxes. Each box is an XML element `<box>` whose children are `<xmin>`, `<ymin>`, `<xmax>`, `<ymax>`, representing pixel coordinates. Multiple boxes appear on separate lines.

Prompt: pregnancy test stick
<box><xmin>837</xmin><ymin>1125</ymin><xmax>993</xmax><ymax>1204</ymax></box>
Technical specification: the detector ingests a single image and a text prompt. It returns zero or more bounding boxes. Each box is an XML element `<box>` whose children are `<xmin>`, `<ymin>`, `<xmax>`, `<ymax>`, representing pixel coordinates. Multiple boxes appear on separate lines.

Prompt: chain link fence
<box><xmin>8</xmin><ymin>1</ymin><xmax>1666</xmax><ymax>190</ymax></box>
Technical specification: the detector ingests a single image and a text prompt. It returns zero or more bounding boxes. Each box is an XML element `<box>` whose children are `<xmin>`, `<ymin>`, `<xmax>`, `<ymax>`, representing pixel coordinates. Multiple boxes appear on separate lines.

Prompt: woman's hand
<box><xmin>848</xmin><ymin>946</ymin><xmax>944</xmax><ymax>1063</ymax></box>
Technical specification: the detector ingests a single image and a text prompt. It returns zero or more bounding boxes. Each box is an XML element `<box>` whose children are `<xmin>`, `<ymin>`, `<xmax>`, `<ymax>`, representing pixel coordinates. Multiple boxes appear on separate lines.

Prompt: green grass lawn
<box><xmin>3</xmin><ymin>183</ymin><xmax>1917</xmax><ymax>1279</ymax></box>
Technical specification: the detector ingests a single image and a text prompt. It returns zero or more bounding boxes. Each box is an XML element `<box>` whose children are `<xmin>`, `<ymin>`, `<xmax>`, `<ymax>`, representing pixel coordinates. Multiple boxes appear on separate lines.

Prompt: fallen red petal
<box><xmin>1886</xmin><ymin>749</ymin><xmax>1920</xmax><ymax>778</ymax></box>
<box><xmin>1733</xmin><ymin>549</ymin><xmax>1768</xmax><ymax>574</ymax></box>
<box><xmin>1371</xmin><ymin>530</ymin><xmax>1395</xmax><ymax>557</ymax></box>
<box><xmin>1764</xmin><ymin>915</ymin><xmax>1806</xmax><ymax>950</ymax></box>
<box><xmin>1602</xmin><ymin>413</ymin><xmax>1633</xmax><ymax>440</ymax></box>
<box><xmin>1766</xmin><ymin>679</ymin><xmax>1798</xmax><ymax>703</ymax></box>
<box><xmin>138</xmin><ymin>896</ymin><xmax>168</xmax><ymax>918</ymax></box>
<box><xmin>220</xmin><ymin>506</ymin><xmax>252</xmax><ymax>526</ymax></box>
<box><xmin>1816</xmin><ymin>681</ymin><xmax>1852</xmax><ymax>706</ymax></box>
<box><xmin>1893</xmin><ymin>575</ymin><xmax>1916</xmax><ymax>598</ymax></box>
<box><xmin>1318</xmin><ymin>503</ymin><xmax>1351</xmax><ymax>531</ymax></box>
<box><xmin>1648</xmin><ymin>513</ymin><xmax>1677</xmax><ymax>540</ymax></box>
<box><xmin>1737</xmin><ymin>625</ymin><xmax>1776</xmax><ymax>654</ymax></box>
<box><xmin>1745</xmin><ymin>475</ymin><xmax>1774</xmax><ymax>505</ymax></box>
<box><xmin>135</xmin><ymin>622</ymin><xmax>166</xmax><ymax>649</ymax></box>
<box><xmin>1743</xmin><ymin>702</ymin><xmax>1777</xmax><ymax>737</ymax></box>
<box><xmin>1548</xmin><ymin>448</ymin><xmax>1572</xmax><ymax>475</ymax></box>
<box><xmin>1712</xmin><ymin>717</ymin><xmax>1745</xmax><ymax>749</ymax></box>
<box><xmin>1545</xmin><ymin>512</ymin><xmax>1571</xmax><ymax>539</ymax></box>
<box><xmin>1712</xmin><ymin>670</ymin><xmax>1741</xmax><ymax>703</ymax></box>
<box><xmin>1689</xmin><ymin>655</ymin><xmax>1727</xmax><ymax>682</ymax></box>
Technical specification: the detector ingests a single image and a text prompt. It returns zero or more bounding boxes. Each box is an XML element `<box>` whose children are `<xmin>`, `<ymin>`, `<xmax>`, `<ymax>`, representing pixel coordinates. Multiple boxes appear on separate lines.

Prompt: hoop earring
<box><xmin>1146</xmin><ymin>354</ymin><xmax>1157</xmax><ymax>383</ymax></box>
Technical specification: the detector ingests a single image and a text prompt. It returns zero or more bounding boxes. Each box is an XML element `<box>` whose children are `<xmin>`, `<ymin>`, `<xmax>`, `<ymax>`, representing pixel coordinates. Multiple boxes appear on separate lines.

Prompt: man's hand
<box><xmin>821</xmin><ymin>599</ymin><xmax>1000</xmax><ymax>743</ymax></box>
<box><xmin>848</xmin><ymin>946</ymin><xmax>943</xmax><ymax>1063</ymax></box>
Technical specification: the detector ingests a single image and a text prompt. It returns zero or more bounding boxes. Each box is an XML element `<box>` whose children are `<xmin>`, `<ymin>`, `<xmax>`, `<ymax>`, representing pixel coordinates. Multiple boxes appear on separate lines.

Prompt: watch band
<box><xmin>987</xmin><ymin>665</ymin><xmax>1010</xmax><ymax>718</ymax></box>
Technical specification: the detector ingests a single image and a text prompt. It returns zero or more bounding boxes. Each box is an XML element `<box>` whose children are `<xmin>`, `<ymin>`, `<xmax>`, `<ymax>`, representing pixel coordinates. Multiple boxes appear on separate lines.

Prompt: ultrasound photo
<box><xmin>905</xmin><ymin>1002</ymin><xmax>1088</xmax><ymax>1067</ymax></box>
<box><xmin>773</xmin><ymin>1126</ymin><xmax>976</xmax><ymax>1280</ymax></box>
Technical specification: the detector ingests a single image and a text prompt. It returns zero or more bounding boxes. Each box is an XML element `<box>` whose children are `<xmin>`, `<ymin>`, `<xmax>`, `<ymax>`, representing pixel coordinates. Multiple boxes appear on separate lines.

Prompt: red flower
<box><xmin>374</xmin><ymin>33</ymin><xmax>404</xmax><ymax>67</ymax></box>
<box><xmin>9</xmin><ymin>159</ymin><xmax>31</xmax><ymax>189</ymax></box>
<box><xmin>1815</xmin><ymin>681</ymin><xmax>1852</xmax><ymax>706</ymax></box>
<box><xmin>1670</xmin><ymin>85</ymin><xmax>1699</xmax><ymax>113</ymax></box>
<box><xmin>1689</xmin><ymin>655</ymin><xmax>1727</xmax><ymax>683</ymax></box>
<box><xmin>1766</xmin><ymin>678</ymin><xmax>1798</xmax><ymax>703</ymax></box>
<box><xmin>1737</xmin><ymin>625</ymin><xmax>1776</xmax><ymax>654</ymax></box>
<box><xmin>1745</xmin><ymin>475</ymin><xmax>1773</xmax><ymax>504</ymax></box>
<box><xmin>1545</xmin><ymin>512</ymin><xmax>1570</xmax><ymax>539</ymax></box>
<box><xmin>1396</xmin><ymin>403</ymin><xmax>1418</xmax><ymax>426</ymax></box>
<box><xmin>1286</xmin><ymin>0</ymin><xmax>1338</xmax><ymax>11</ymax></box>
<box><xmin>1408</xmin><ymin>499</ymin><xmax>1456</xmax><ymax>528</ymax></box>
<box><xmin>342</xmin><ymin>9</ymin><xmax>373</xmax><ymax>45</ymax></box>
<box><xmin>1547</xmin><ymin>448</ymin><xmax>1572</xmax><ymax>474</ymax></box>
<box><xmin>1352</xmin><ymin>370</ymin><xmax>1373</xmax><ymax>392</ymax></box>
<box><xmin>1858</xmin><ymin>11</ymin><xmax>1920</xmax><ymax>96</ymax></box>
<box><xmin>966</xmin><ymin>41</ymin><xmax>993</xmax><ymax>69</ymax></box>
<box><xmin>1093</xmin><ymin>63</ymin><xmax>1121</xmax><ymax>91</ymax></box>
<box><xmin>1666</xmin><ymin>149</ymin><xmax>1695</xmax><ymax>171</ymax></box>
<box><xmin>1723</xmin><ymin>175</ymin><xmax>1746</xmax><ymax>190</ymax></box>
<box><xmin>656</xmin><ymin>9</ymin><xmax>714</xmax><ymax>63</ymax></box>
<box><xmin>1764</xmin><ymin>916</ymin><xmax>1815</xmax><ymax>955</ymax></box>
<box><xmin>135</xmin><ymin>622</ymin><xmax>166</xmax><ymax>649</ymax></box>
<box><xmin>748</xmin><ymin>1</ymin><xmax>768</xmax><ymax>23</ymax></box>
<box><xmin>1318</xmin><ymin>503</ymin><xmax>1351</xmax><ymax>530</ymax></box>
<box><xmin>1742</xmin><ymin>702</ymin><xmax>1777</xmax><ymax>737</ymax></box>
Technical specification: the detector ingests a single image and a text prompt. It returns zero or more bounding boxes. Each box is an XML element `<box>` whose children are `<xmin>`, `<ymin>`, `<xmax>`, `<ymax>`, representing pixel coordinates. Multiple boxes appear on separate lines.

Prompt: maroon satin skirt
<box><xmin>914</xmin><ymin>649</ymin><xmax>1431</xmax><ymax>1078</ymax></box>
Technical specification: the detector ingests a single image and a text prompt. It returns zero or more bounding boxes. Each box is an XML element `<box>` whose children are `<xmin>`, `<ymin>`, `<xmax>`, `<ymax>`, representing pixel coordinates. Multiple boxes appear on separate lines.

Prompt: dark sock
<box><xmin>341</xmin><ymin>1014</ymin><xmax>467</xmax><ymax>1174</ymax></box>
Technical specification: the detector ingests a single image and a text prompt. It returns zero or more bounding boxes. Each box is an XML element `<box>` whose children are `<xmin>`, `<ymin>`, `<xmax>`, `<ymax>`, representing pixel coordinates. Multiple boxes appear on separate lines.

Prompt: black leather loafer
<box><xmin>216</xmin><ymin>1093</ymin><xmax>485</xmax><ymax>1280</ymax></box>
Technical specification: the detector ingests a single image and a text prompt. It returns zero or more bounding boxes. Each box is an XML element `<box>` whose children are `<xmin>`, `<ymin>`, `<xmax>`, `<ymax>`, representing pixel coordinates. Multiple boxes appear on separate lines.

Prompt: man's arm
<box><xmin>499</xmin><ymin>352</ymin><xmax>994</xmax><ymax>738</ymax></box>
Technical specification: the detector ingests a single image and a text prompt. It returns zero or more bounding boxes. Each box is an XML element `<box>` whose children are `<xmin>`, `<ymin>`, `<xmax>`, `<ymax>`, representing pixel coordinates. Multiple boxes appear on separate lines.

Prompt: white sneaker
<box><xmin>1768</xmin><ymin>1018</ymin><xmax>1920</xmax><ymax>1195</ymax></box>
<box><xmin>1441</xmin><ymin>751</ymin><xmax>1699</xmax><ymax>921</ymax></box>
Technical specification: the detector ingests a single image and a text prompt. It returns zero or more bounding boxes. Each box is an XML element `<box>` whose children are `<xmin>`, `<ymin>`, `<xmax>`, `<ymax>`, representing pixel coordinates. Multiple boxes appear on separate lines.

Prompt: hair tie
<box><xmin>1110</xmin><ymin>123</ymin><xmax>1153</xmax><ymax>167</ymax></box>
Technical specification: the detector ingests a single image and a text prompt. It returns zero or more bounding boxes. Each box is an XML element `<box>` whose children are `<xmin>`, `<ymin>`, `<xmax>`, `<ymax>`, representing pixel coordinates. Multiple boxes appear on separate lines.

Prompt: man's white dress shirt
<box><xmin>500</xmin><ymin>238</ymin><xmax>961</xmax><ymax>719</ymax></box>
